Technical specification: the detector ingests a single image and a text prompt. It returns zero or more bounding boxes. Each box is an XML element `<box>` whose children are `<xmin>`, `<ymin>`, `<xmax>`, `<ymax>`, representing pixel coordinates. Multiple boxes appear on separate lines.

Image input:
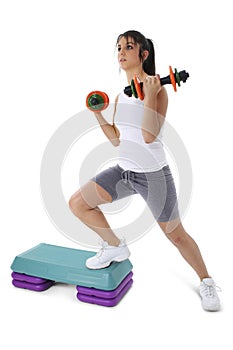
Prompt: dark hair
<box><xmin>116</xmin><ymin>30</ymin><xmax>156</xmax><ymax>75</ymax></box>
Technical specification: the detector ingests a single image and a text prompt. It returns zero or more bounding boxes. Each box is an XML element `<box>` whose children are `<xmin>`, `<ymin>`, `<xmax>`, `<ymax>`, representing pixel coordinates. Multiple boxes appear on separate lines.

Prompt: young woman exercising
<box><xmin>69</xmin><ymin>30</ymin><xmax>220</xmax><ymax>311</ymax></box>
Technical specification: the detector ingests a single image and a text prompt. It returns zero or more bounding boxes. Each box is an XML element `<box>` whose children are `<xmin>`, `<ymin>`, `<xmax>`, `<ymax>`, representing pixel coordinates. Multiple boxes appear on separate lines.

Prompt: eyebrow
<box><xmin>118</xmin><ymin>41</ymin><xmax>136</xmax><ymax>46</ymax></box>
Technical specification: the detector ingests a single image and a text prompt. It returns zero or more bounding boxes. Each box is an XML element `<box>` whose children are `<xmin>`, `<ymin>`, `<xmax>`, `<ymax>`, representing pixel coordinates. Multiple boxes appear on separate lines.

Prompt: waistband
<box><xmin>121</xmin><ymin>170</ymin><xmax>135</xmax><ymax>182</ymax></box>
<box><xmin>118</xmin><ymin>164</ymin><xmax>171</xmax><ymax>183</ymax></box>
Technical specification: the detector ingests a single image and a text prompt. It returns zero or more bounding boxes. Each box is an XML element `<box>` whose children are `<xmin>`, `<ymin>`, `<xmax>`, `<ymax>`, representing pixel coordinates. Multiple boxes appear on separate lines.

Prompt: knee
<box><xmin>159</xmin><ymin>221</ymin><xmax>188</xmax><ymax>247</ymax></box>
<box><xmin>68</xmin><ymin>193</ymin><xmax>79</xmax><ymax>215</ymax></box>
<box><xmin>68</xmin><ymin>191</ymin><xmax>88</xmax><ymax>217</ymax></box>
<box><xmin>166</xmin><ymin>231</ymin><xmax>186</xmax><ymax>247</ymax></box>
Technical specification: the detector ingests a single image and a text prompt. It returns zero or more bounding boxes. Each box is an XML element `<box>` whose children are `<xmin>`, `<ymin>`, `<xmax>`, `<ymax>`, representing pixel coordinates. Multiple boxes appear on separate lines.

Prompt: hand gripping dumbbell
<box><xmin>124</xmin><ymin>66</ymin><xmax>189</xmax><ymax>100</ymax></box>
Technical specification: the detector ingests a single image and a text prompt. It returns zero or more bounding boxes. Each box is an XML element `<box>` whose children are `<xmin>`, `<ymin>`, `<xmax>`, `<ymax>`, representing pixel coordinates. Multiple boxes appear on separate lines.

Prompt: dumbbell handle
<box><xmin>161</xmin><ymin>69</ymin><xmax>189</xmax><ymax>86</ymax></box>
<box><xmin>124</xmin><ymin>69</ymin><xmax>189</xmax><ymax>97</ymax></box>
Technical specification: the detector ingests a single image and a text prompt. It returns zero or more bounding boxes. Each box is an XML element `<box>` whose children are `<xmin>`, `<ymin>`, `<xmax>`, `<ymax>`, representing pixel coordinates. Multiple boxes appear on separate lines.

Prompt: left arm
<box><xmin>142</xmin><ymin>75</ymin><xmax>168</xmax><ymax>143</ymax></box>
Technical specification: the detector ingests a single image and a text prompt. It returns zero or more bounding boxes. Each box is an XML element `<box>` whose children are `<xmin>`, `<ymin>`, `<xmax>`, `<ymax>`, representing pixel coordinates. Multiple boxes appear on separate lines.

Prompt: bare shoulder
<box><xmin>112</xmin><ymin>94</ymin><xmax>120</xmax><ymax>139</ymax></box>
<box><xmin>113</xmin><ymin>94</ymin><xmax>119</xmax><ymax>115</ymax></box>
<box><xmin>115</xmin><ymin>94</ymin><xmax>119</xmax><ymax>103</ymax></box>
<box><xmin>157</xmin><ymin>86</ymin><xmax>168</xmax><ymax>117</ymax></box>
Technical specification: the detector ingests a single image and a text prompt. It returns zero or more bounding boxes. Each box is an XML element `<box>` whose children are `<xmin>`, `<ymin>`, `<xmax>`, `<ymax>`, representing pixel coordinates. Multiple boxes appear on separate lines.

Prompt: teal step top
<box><xmin>11</xmin><ymin>243</ymin><xmax>133</xmax><ymax>290</ymax></box>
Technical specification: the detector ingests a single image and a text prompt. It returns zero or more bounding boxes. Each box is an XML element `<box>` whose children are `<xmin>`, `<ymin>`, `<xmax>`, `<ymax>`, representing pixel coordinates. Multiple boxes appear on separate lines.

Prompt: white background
<box><xmin>1</xmin><ymin>0</ymin><xmax>233</xmax><ymax>349</ymax></box>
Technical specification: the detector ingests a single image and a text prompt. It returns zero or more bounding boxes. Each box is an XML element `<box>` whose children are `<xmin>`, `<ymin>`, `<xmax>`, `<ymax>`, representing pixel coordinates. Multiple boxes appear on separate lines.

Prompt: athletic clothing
<box><xmin>91</xmin><ymin>164</ymin><xmax>179</xmax><ymax>222</ymax></box>
<box><xmin>115</xmin><ymin>92</ymin><xmax>167</xmax><ymax>172</ymax></box>
<box><xmin>91</xmin><ymin>89</ymin><xmax>179</xmax><ymax>222</ymax></box>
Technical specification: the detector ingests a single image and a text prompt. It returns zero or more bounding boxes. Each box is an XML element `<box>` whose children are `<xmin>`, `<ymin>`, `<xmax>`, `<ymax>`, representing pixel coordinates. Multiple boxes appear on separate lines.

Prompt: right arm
<box><xmin>93</xmin><ymin>96</ymin><xmax>120</xmax><ymax>147</ymax></box>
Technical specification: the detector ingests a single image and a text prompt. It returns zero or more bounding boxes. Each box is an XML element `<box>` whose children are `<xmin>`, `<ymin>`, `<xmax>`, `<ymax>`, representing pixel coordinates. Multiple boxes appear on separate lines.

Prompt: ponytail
<box><xmin>143</xmin><ymin>38</ymin><xmax>156</xmax><ymax>75</ymax></box>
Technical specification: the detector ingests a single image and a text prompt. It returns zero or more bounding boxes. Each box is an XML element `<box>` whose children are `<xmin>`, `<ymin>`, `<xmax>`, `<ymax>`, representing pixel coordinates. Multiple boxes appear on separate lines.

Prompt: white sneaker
<box><xmin>200</xmin><ymin>278</ymin><xmax>221</xmax><ymax>311</ymax></box>
<box><xmin>86</xmin><ymin>239</ymin><xmax>130</xmax><ymax>270</ymax></box>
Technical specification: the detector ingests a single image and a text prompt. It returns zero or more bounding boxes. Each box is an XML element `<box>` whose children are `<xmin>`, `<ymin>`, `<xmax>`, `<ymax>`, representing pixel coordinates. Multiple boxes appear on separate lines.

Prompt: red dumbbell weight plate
<box><xmin>169</xmin><ymin>66</ymin><xmax>177</xmax><ymax>92</ymax></box>
<box><xmin>133</xmin><ymin>75</ymin><xmax>144</xmax><ymax>100</ymax></box>
<box><xmin>86</xmin><ymin>91</ymin><xmax>109</xmax><ymax>111</ymax></box>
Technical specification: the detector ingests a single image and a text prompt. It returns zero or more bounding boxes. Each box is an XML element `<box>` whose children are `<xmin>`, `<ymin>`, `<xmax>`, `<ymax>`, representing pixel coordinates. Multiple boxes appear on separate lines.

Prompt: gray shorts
<box><xmin>91</xmin><ymin>164</ymin><xmax>179</xmax><ymax>222</ymax></box>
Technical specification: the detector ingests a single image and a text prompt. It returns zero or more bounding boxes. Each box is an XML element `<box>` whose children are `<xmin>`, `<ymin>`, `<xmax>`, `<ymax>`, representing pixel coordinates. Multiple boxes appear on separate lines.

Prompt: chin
<box><xmin>119</xmin><ymin>64</ymin><xmax>128</xmax><ymax>72</ymax></box>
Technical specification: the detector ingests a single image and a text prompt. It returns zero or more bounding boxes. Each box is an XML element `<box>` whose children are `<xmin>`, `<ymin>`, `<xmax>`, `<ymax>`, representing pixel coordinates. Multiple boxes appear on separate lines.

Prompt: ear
<box><xmin>142</xmin><ymin>50</ymin><xmax>149</xmax><ymax>61</ymax></box>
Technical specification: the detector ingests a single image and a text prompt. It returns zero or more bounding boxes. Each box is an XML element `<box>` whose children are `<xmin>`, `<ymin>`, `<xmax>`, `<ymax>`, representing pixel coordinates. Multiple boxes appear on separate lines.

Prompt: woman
<box><xmin>69</xmin><ymin>30</ymin><xmax>220</xmax><ymax>311</ymax></box>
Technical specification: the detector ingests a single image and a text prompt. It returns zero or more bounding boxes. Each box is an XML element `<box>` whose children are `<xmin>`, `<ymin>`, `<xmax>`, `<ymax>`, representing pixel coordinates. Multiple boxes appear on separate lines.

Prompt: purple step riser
<box><xmin>11</xmin><ymin>272</ymin><xmax>52</xmax><ymax>284</ymax></box>
<box><xmin>77</xmin><ymin>279</ymin><xmax>133</xmax><ymax>307</ymax></box>
<box><xmin>77</xmin><ymin>271</ymin><xmax>133</xmax><ymax>298</ymax></box>
<box><xmin>12</xmin><ymin>279</ymin><xmax>54</xmax><ymax>292</ymax></box>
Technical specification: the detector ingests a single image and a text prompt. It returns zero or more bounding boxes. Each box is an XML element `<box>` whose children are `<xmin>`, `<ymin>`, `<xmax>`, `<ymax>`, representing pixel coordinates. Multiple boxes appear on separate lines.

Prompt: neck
<box><xmin>125</xmin><ymin>68</ymin><xmax>147</xmax><ymax>84</ymax></box>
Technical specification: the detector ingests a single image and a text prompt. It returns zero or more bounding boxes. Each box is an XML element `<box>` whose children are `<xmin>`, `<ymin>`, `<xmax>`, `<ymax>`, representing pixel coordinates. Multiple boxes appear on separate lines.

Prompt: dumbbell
<box><xmin>86</xmin><ymin>66</ymin><xmax>189</xmax><ymax>110</ymax></box>
<box><xmin>124</xmin><ymin>66</ymin><xmax>189</xmax><ymax>100</ymax></box>
<box><xmin>86</xmin><ymin>91</ymin><xmax>109</xmax><ymax>112</ymax></box>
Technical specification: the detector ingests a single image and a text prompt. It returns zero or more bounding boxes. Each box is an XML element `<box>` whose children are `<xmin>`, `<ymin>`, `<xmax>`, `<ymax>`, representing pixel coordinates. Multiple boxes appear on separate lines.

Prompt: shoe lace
<box><xmin>203</xmin><ymin>282</ymin><xmax>222</xmax><ymax>298</ymax></box>
<box><xmin>96</xmin><ymin>241</ymin><xmax>108</xmax><ymax>258</ymax></box>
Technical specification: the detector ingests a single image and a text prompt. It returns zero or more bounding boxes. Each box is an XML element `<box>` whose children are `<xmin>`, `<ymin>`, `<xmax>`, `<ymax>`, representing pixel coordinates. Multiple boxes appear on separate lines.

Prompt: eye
<box><xmin>117</xmin><ymin>46</ymin><xmax>121</xmax><ymax>52</ymax></box>
<box><xmin>126</xmin><ymin>44</ymin><xmax>134</xmax><ymax>50</ymax></box>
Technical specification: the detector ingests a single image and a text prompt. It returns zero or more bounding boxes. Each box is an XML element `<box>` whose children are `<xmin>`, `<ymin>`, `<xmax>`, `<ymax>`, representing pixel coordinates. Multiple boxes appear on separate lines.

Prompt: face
<box><xmin>117</xmin><ymin>36</ymin><xmax>143</xmax><ymax>71</ymax></box>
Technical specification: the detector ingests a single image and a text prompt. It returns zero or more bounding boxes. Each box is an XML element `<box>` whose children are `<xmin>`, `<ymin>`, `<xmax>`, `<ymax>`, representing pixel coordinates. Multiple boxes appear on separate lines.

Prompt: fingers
<box><xmin>144</xmin><ymin>75</ymin><xmax>161</xmax><ymax>89</ymax></box>
<box><xmin>145</xmin><ymin>75</ymin><xmax>160</xmax><ymax>83</ymax></box>
<box><xmin>143</xmin><ymin>74</ymin><xmax>161</xmax><ymax>97</ymax></box>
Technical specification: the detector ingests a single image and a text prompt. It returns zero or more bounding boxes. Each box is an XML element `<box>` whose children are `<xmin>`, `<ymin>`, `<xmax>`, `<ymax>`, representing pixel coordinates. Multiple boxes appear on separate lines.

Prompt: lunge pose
<box><xmin>69</xmin><ymin>30</ymin><xmax>220</xmax><ymax>311</ymax></box>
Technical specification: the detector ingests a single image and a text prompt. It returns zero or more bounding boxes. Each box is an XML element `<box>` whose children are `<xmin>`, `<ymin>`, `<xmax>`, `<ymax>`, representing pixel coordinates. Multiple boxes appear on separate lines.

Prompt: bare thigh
<box><xmin>70</xmin><ymin>180</ymin><xmax>113</xmax><ymax>210</ymax></box>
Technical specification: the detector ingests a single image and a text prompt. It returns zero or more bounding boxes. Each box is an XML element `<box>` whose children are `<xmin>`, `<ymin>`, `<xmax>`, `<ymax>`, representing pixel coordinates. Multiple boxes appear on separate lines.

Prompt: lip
<box><xmin>119</xmin><ymin>58</ymin><xmax>127</xmax><ymax>63</ymax></box>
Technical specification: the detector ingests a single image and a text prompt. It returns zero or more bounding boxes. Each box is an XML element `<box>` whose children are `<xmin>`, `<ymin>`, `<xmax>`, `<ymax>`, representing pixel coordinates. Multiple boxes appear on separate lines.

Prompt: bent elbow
<box><xmin>111</xmin><ymin>139</ymin><xmax>120</xmax><ymax>147</ymax></box>
<box><xmin>143</xmin><ymin>135</ymin><xmax>157</xmax><ymax>144</ymax></box>
<box><xmin>142</xmin><ymin>130</ymin><xmax>157</xmax><ymax>144</ymax></box>
<box><xmin>144</xmin><ymin>139</ymin><xmax>155</xmax><ymax>144</ymax></box>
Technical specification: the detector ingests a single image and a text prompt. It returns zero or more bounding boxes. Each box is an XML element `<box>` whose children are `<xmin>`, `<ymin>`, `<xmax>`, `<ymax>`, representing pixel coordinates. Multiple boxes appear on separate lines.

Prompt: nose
<box><xmin>118</xmin><ymin>48</ymin><xmax>126</xmax><ymax>56</ymax></box>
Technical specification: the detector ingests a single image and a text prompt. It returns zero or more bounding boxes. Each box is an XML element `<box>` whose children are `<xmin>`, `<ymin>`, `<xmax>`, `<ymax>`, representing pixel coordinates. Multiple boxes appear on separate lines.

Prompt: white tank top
<box><xmin>114</xmin><ymin>91</ymin><xmax>167</xmax><ymax>172</ymax></box>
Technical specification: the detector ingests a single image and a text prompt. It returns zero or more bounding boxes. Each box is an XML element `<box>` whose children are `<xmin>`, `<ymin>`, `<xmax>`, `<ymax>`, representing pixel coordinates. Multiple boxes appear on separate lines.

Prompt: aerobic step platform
<box><xmin>10</xmin><ymin>243</ymin><xmax>133</xmax><ymax>307</ymax></box>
